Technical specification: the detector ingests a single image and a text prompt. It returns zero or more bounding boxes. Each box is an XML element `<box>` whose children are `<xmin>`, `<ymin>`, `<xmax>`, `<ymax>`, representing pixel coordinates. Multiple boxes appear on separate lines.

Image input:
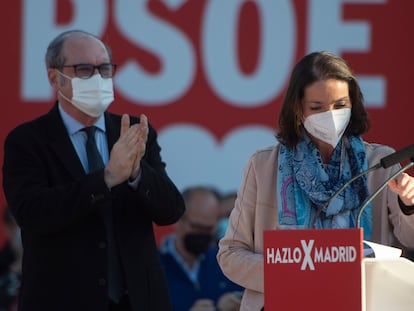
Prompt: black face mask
<box><xmin>183</xmin><ymin>233</ymin><xmax>212</xmax><ymax>257</ymax></box>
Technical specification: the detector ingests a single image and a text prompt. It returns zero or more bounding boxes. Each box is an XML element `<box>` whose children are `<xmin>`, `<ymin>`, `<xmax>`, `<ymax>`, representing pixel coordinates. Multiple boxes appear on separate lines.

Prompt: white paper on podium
<box><xmin>363</xmin><ymin>240</ymin><xmax>402</xmax><ymax>259</ymax></box>
<box><xmin>363</xmin><ymin>257</ymin><xmax>414</xmax><ymax>311</ymax></box>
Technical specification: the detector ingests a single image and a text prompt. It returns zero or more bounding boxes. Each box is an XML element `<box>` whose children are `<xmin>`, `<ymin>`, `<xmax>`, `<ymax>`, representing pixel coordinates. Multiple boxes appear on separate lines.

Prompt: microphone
<box><xmin>356</xmin><ymin>160</ymin><xmax>414</xmax><ymax>228</ymax></box>
<box><xmin>380</xmin><ymin>144</ymin><xmax>414</xmax><ymax>168</ymax></box>
<box><xmin>311</xmin><ymin>144</ymin><xmax>414</xmax><ymax>228</ymax></box>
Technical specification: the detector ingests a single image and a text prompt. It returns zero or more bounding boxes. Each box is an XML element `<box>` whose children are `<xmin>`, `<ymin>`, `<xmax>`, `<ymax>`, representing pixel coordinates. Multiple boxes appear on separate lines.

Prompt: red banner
<box><xmin>264</xmin><ymin>228</ymin><xmax>363</xmax><ymax>310</ymax></box>
<box><xmin>1</xmin><ymin>0</ymin><xmax>413</xmax><ymax>244</ymax></box>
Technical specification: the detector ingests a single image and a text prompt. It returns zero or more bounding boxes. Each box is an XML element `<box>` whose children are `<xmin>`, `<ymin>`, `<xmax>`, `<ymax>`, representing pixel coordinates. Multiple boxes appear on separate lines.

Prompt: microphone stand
<box><xmin>311</xmin><ymin>163</ymin><xmax>381</xmax><ymax>228</ymax></box>
<box><xmin>356</xmin><ymin>160</ymin><xmax>414</xmax><ymax>228</ymax></box>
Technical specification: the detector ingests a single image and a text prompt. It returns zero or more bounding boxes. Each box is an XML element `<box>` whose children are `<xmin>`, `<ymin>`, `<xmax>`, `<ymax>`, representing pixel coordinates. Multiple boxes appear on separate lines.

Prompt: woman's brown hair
<box><xmin>276</xmin><ymin>51</ymin><xmax>370</xmax><ymax>149</ymax></box>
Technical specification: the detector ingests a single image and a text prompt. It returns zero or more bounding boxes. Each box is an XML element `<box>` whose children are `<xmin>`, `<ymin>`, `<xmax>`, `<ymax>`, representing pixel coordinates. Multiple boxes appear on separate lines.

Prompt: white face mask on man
<box><xmin>57</xmin><ymin>71</ymin><xmax>114</xmax><ymax>117</ymax></box>
<box><xmin>303</xmin><ymin>108</ymin><xmax>351</xmax><ymax>148</ymax></box>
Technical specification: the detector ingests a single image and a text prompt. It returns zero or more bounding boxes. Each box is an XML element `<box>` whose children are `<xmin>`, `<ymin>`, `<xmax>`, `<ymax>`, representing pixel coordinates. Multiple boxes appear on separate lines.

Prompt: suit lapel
<box><xmin>45</xmin><ymin>104</ymin><xmax>87</xmax><ymax>179</ymax></box>
<box><xmin>104</xmin><ymin>113</ymin><xmax>121</xmax><ymax>152</ymax></box>
<box><xmin>45</xmin><ymin>106</ymin><xmax>122</xmax><ymax>180</ymax></box>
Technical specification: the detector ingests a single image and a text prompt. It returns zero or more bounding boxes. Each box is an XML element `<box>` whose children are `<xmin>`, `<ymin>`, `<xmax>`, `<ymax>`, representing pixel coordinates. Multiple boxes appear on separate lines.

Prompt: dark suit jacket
<box><xmin>2</xmin><ymin>104</ymin><xmax>185</xmax><ymax>311</ymax></box>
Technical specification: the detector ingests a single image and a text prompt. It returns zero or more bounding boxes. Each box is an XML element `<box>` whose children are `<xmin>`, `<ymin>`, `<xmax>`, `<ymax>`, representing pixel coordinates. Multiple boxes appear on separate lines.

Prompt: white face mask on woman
<box><xmin>57</xmin><ymin>71</ymin><xmax>114</xmax><ymax>117</ymax></box>
<box><xmin>303</xmin><ymin>108</ymin><xmax>351</xmax><ymax>148</ymax></box>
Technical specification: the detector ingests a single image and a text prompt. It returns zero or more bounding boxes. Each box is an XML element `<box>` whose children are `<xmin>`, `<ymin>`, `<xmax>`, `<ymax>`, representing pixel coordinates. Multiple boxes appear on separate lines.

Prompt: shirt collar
<box><xmin>160</xmin><ymin>234</ymin><xmax>205</xmax><ymax>282</ymax></box>
<box><xmin>58</xmin><ymin>102</ymin><xmax>106</xmax><ymax>135</ymax></box>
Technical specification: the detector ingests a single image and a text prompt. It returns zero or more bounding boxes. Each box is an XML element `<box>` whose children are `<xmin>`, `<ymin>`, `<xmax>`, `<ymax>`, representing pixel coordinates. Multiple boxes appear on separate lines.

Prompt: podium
<box><xmin>264</xmin><ymin>229</ymin><xmax>414</xmax><ymax>311</ymax></box>
<box><xmin>364</xmin><ymin>257</ymin><xmax>414</xmax><ymax>311</ymax></box>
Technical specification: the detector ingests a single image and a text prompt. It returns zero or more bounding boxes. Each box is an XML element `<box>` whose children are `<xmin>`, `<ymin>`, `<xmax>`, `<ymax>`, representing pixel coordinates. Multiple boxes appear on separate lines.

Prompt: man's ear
<box><xmin>47</xmin><ymin>68</ymin><xmax>61</xmax><ymax>91</ymax></box>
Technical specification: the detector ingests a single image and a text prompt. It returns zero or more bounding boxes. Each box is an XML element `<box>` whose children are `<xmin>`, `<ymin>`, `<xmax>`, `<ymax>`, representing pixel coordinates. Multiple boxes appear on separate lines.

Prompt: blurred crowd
<box><xmin>0</xmin><ymin>207</ymin><xmax>22</xmax><ymax>311</ymax></box>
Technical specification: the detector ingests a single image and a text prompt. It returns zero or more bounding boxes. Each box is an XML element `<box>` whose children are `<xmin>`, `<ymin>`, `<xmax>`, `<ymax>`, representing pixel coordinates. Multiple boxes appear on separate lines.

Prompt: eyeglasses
<box><xmin>62</xmin><ymin>63</ymin><xmax>117</xmax><ymax>79</ymax></box>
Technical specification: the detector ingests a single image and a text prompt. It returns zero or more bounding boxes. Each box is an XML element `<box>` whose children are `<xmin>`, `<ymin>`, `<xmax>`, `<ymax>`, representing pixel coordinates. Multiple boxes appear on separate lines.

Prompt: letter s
<box><xmin>114</xmin><ymin>0</ymin><xmax>195</xmax><ymax>105</ymax></box>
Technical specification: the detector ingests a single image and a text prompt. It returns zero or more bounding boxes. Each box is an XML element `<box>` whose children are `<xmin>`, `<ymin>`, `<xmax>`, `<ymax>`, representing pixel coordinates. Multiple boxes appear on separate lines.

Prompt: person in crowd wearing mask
<box><xmin>2</xmin><ymin>29</ymin><xmax>185</xmax><ymax>311</ymax></box>
<box><xmin>159</xmin><ymin>186</ymin><xmax>243</xmax><ymax>311</ymax></box>
<box><xmin>217</xmin><ymin>51</ymin><xmax>414</xmax><ymax>311</ymax></box>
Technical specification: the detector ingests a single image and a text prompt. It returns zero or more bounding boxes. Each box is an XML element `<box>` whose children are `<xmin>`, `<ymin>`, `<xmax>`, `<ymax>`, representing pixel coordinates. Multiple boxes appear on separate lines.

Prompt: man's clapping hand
<box><xmin>104</xmin><ymin>114</ymin><xmax>148</xmax><ymax>188</ymax></box>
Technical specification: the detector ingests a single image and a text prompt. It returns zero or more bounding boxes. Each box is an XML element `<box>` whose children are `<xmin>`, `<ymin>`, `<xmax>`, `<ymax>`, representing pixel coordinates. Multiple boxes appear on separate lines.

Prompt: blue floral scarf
<box><xmin>277</xmin><ymin>134</ymin><xmax>372</xmax><ymax>239</ymax></box>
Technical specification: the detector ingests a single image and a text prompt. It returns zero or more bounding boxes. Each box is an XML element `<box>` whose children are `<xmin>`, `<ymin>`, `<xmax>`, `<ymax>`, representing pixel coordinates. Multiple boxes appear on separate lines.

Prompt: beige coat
<box><xmin>217</xmin><ymin>142</ymin><xmax>414</xmax><ymax>311</ymax></box>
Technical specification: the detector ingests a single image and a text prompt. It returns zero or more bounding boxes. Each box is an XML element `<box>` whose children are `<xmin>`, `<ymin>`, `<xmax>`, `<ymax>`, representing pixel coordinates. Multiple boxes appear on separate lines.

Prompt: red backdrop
<box><xmin>1</xmin><ymin>0</ymin><xmax>413</xmax><ymax>245</ymax></box>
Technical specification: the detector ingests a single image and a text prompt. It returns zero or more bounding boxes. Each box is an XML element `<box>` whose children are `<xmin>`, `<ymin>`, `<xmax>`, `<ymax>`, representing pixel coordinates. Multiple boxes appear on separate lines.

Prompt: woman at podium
<box><xmin>217</xmin><ymin>51</ymin><xmax>414</xmax><ymax>311</ymax></box>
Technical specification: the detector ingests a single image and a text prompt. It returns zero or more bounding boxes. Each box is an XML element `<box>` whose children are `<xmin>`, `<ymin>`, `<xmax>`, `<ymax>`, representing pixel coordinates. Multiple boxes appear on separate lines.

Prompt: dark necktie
<box><xmin>83</xmin><ymin>126</ymin><xmax>104</xmax><ymax>173</ymax></box>
<box><xmin>83</xmin><ymin>126</ymin><xmax>124</xmax><ymax>302</ymax></box>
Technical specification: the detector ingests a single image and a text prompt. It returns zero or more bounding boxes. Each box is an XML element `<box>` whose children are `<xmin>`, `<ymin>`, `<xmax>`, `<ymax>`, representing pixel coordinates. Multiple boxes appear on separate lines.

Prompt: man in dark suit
<box><xmin>2</xmin><ymin>29</ymin><xmax>185</xmax><ymax>311</ymax></box>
